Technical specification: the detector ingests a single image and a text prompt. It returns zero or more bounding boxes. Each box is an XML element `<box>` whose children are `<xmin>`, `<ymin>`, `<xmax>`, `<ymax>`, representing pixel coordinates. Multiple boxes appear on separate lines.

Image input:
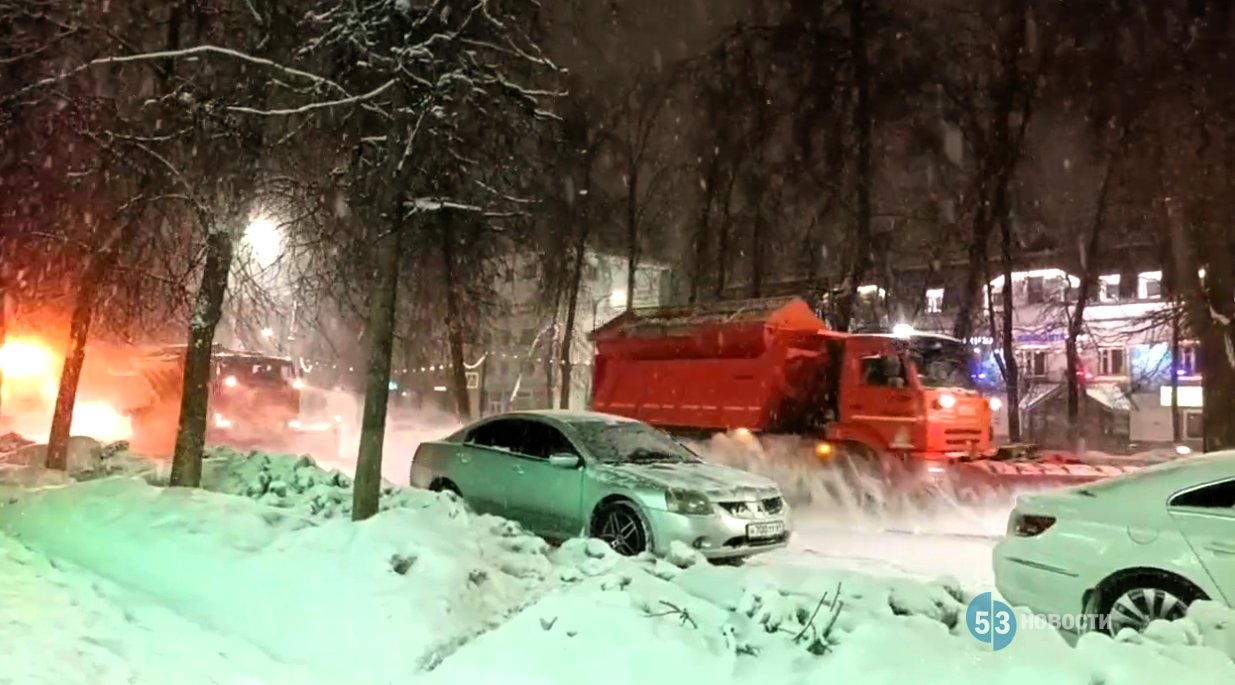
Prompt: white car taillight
<box><xmin>1010</xmin><ymin>513</ymin><xmax>1056</xmax><ymax>537</ymax></box>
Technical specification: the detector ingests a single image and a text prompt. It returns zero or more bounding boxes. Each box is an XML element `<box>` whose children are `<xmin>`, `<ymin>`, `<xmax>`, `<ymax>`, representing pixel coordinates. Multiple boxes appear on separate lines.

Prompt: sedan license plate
<box><xmin>746</xmin><ymin>521</ymin><xmax>784</xmax><ymax>540</ymax></box>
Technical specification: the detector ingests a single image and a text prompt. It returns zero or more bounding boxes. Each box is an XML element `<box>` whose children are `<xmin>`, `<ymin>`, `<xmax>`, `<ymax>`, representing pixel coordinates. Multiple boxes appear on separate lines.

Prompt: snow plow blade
<box><xmin>944</xmin><ymin>459</ymin><xmax>1142</xmax><ymax>491</ymax></box>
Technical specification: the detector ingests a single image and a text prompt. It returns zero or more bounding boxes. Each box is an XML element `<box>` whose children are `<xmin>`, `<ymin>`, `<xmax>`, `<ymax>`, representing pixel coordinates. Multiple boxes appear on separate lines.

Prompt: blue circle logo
<box><xmin>966</xmin><ymin>592</ymin><xmax>1016</xmax><ymax>651</ymax></box>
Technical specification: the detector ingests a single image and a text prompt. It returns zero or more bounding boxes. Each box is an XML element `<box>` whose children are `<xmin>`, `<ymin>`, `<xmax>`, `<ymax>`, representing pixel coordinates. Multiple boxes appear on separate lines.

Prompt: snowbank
<box><xmin>0</xmin><ymin>450</ymin><xmax>1232</xmax><ymax>685</ymax></box>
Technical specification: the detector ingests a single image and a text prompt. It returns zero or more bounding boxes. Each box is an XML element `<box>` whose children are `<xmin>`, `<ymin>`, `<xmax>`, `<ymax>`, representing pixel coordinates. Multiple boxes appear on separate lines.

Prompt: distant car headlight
<box><xmin>665</xmin><ymin>490</ymin><xmax>712</xmax><ymax>515</ymax></box>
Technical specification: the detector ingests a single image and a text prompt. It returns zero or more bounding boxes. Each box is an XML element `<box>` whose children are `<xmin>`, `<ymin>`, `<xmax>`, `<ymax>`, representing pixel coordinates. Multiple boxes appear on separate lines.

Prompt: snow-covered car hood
<box><xmin>593</xmin><ymin>460</ymin><xmax>781</xmax><ymax>500</ymax></box>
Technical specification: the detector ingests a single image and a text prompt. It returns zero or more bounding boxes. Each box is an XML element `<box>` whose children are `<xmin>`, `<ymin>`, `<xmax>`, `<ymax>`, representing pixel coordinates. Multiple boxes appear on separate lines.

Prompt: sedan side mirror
<box><xmin>548</xmin><ymin>453</ymin><xmax>582</xmax><ymax>469</ymax></box>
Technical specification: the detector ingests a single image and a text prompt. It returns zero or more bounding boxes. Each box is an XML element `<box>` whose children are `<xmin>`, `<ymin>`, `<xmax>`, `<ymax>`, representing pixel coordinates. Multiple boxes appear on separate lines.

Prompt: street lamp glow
<box><xmin>609</xmin><ymin>290</ymin><xmax>627</xmax><ymax>307</ymax></box>
<box><xmin>892</xmin><ymin>323</ymin><xmax>915</xmax><ymax>338</ymax></box>
<box><xmin>245</xmin><ymin>219</ymin><xmax>281</xmax><ymax>264</ymax></box>
<box><xmin>261</xmin><ymin>328</ymin><xmax>274</xmax><ymax>338</ymax></box>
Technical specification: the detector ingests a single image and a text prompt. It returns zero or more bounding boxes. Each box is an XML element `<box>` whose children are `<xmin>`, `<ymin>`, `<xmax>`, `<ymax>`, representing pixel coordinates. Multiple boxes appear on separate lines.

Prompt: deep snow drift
<box><xmin>0</xmin><ymin>446</ymin><xmax>1232</xmax><ymax>685</ymax></box>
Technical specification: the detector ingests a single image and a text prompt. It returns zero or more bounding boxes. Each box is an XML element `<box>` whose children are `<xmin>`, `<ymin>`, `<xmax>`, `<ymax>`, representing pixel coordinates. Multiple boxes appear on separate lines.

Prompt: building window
<box><xmin>1098</xmin><ymin>275</ymin><xmax>1120</xmax><ymax>302</ymax></box>
<box><xmin>1019</xmin><ymin>349</ymin><xmax>1049</xmax><ymax>378</ymax></box>
<box><xmin>1185</xmin><ymin>411</ymin><xmax>1204</xmax><ymax>441</ymax></box>
<box><xmin>1138</xmin><ymin>271</ymin><xmax>1162</xmax><ymax>299</ymax></box>
<box><xmin>1026</xmin><ymin>276</ymin><xmax>1045</xmax><ymax>304</ymax></box>
<box><xmin>925</xmin><ymin>288</ymin><xmax>944</xmax><ymax>314</ymax></box>
<box><xmin>1178</xmin><ymin>343</ymin><xmax>1199</xmax><ymax>377</ymax></box>
<box><xmin>1099</xmin><ymin>348</ymin><xmax>1126</xmax><ymax>377</ymax></box>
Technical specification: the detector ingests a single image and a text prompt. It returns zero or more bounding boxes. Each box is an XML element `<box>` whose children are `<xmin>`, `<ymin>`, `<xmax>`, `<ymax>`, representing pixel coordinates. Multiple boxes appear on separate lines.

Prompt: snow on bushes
<box><xmin>197</xmin><ymin>446</ymin><xmax>410</xmax><ymax>519</ymax></box>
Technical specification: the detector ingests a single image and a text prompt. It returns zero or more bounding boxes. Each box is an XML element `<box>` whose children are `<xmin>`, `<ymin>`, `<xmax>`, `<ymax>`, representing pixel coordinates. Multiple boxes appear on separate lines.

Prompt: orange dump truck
<box><xmin>589</xmin><ymin>297</ymin><xmax>1138</xmax><ymax>490</ymax></box>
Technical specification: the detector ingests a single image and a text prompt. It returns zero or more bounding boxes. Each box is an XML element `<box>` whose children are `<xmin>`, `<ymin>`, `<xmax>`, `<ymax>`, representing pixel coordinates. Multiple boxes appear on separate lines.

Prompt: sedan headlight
<box><xmin>665</xmin><ymin>490</ymin><xmax>712</xmax><ymax>515</ymax></box>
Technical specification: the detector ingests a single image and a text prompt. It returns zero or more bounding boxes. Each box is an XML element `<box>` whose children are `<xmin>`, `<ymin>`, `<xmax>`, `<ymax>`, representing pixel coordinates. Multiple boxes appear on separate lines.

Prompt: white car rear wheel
<box><xmin>1089</xmin><ymin>572</ymin><xmax>1205</xmax><ymax>635</ymax></box>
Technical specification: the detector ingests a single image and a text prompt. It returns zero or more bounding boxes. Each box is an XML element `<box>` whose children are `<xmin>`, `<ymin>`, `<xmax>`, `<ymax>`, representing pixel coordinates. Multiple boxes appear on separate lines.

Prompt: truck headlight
<box><xmin>665</xmin><ymin>490</ymin><xmax>712</xmax><ymax>515</ymax></box>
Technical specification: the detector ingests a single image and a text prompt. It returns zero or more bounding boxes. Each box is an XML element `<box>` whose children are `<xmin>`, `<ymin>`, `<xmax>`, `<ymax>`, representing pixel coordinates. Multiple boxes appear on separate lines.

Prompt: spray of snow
<box><xmin>313</xmin><ymin>389</ymin><xmax>462</xmax><ymax>484</ymax></box>
<box><xmin>3</xmin><ymin>403</ymin><xmax>133</xmax><ymax>445</ymax></box>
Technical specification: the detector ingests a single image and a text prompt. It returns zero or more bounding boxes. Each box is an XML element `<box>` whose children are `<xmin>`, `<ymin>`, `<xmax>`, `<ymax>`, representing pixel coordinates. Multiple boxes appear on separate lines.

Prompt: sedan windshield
<box><xmin>909</xmin><ymin>337</ymin><xmax>976</xmax><ymax>390</ymax></box>
<box><xmin>569</xmin><ymin>420</ymin><xmax>700</xmax><ymax>464</ymax></box>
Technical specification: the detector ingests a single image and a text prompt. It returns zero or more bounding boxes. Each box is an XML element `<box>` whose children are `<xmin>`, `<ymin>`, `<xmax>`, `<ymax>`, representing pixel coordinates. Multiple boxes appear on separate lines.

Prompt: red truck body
<box><xmin>589</xmin><ymin>297</ymin><xmax>994</xmax><ymax>460</ymax></box>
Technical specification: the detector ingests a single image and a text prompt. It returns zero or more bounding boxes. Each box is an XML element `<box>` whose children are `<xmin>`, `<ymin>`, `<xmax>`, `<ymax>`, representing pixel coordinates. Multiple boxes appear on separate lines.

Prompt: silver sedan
<box><xmin>409</xmin><ymin>410</ymin><xmax>792</xmax><ymax>561</ymax></box>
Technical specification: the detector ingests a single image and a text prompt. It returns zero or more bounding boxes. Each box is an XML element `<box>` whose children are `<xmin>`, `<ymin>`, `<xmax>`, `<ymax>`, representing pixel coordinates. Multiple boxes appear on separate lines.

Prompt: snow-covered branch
<box><xmin>407</xmin><ymin>198</ymin><xmax>486</xmax><ymax>214</ymax></box>
<box><xmin>9</xmin><ymin>44</ymin><xmax>355</xmax><ymax>103</ymax></box>
<box><xmin>229</xmin><ymin>79</ymin><xmax>397</xmax><ymax>117</ymax></box>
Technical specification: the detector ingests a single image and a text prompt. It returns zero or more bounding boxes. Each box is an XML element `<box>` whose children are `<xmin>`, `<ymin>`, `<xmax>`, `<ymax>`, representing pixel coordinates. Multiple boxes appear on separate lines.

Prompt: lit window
<box><xmin>1178</xmin><ymin>343</ymin><xmax>1199</xmax><ymax>377</ymax></box>
<box><xmin>1098</xmin><ymin>275</ymin><xmax>1120</xmax><ymax>302</ymax></box>
<box><xmin>1026</xmin><ymin>276</ymin><xmax>1045</xmax><ymax>304</ymax></box>
<box><xmin>1138</xmin><ymin>271</ymin><xmax>1162</xmax><ymax>299</ymax></box>
<box><xmin>925</xmin><ymin>288</ymin><xmax>944</xmax><ymax>314</ymax></box>
<box><xmin>1019</xmin><ymin>349</ymin><xmax>1049</xmax><ymax>377</ymax></box>
<box><xmin>1099</xmin><ymin>348</ymin><xmax>1126</xmax><ymax>377</ymax></box>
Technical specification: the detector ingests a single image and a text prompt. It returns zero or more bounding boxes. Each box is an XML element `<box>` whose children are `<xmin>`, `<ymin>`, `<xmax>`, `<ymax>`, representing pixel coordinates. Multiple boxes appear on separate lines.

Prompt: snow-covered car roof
<box><xmin>491</xmin><ymin>409</ymin><xmax>641</xmax><ymax>425</ymax></box>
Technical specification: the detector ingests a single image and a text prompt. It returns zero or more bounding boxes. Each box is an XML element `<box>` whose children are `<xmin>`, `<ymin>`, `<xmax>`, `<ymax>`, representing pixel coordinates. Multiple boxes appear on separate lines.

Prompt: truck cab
<box><xmin>827</xmin><ymin>333</ymin><xmax>994</xmax><ymax>459</ymax></box>
<box><xmin>210</xmin><ymin>352</ymin><xmax>304</xmax><ymax>440</ymax></box>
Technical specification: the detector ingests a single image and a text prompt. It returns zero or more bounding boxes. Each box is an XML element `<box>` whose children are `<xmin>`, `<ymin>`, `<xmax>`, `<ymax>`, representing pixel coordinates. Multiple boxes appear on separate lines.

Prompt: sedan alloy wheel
<box><xmin>1108</xmin><ymin>587</ymin><xmax>1190</xmax><ymax>634</ymax></box>
<box><xmin>593</xmin><ymin>502</ymin><xmax>648</xmax><ymax>556</ymax></box>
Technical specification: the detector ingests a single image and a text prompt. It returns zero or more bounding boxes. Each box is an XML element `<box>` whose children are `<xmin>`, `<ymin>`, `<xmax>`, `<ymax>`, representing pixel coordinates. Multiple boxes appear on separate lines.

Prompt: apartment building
<box><xmin>908</xmin><ymin>265</ymin><xmax>1198</xmax><ymax>452</ymax></box>
<box><xmin>480</xmin><ymin>250</ymin><xmax>671</xmax><ymax>413</ymax></box>
<box><xmin>400</xmin><ymin>250</ymin><xmax>670</xmax><ymax>416</ymax></box>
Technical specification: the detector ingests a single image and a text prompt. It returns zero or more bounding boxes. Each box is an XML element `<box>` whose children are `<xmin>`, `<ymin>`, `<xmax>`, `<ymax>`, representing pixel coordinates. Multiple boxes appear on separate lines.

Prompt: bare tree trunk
<box><xmin>749</xmin><ymin>185</ymin><xmax>766</xmax><ymax>298</ymax></box>
<box><xmin>1171</xmin><ymin>305</ymin><xmax>1182</xmax><ymax>443</ymax></box>
<box><xmin>558</xmin><ymin>215</ymin><xmax>590</xmax><ymax>409</ymax></box>
<box><xmin>952</xmin><ymin>0</ymin><xmax>1032</xmax><ymax>343</ymax></box>
<box><xmin>998</xmin><ymin>212</ymin><xmax>1020</xmax><ymax>443</ymax></box>
<box><xmin>836</xmin><ymin>0</ymin><xmax>874</xmax><ymax>332</ymax></box>
<box><xmin>953</xmin><ymin>209</ymin><xmax>993</xmax><ymax>342</ymax></box>
<box><xmin>541</xmin><ymin>337</ymin><xmax>556</xmax><ymax>408</ymax></box>
<box><xmin>352</xmin><ymin>219</ymin><xmax>403</xmax><ymax>521</ymax></box>
<box><xmin>439</xmin><ymin>213</ymin><xmax>472</xmax><ymax>421</ymax></box>
<box><xmin>46</xmin><ymin>262</ymin><xmax>107</xmax><ymax>469</ymax></box>
<box><xmin>1163</xmin><ymin>200</ymin><xmax>1235</xmax><ymax>451</ymax></box>
<box><xmin>477</xmin><ymin>354</ymin><xmax>488</xmax><ymax>417</ymax></box>
<box><xmin>169</xmin><ymin>225</ymin><xmax>234</xmax><ymax>488</ymax></box>
<box><xmin>47</xmin><ymin>220</ymin><xmax>142</xmax><ymax>470</ymax></box>
<box><xmin>713</xmin><ymin>173</ymin><xmax>736</xmax><ymax>300</ymax></box>
<box><xmin>689</xmin><ymin>156</ymin><xmax>719</xmax><ymax>304</ymax></box>
<box><xmin>1066</xmin><ymin>161</ymin><xmax>1113</xmax><ymax>450</ymax></box>
<box><xmin>625</xmin><ymin>164</ymin><xmax>639</xmax><ymax>312</ymax></box>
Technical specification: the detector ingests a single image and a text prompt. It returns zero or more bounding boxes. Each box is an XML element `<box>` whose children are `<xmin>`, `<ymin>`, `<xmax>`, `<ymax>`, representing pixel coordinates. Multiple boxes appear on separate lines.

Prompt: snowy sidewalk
<box><xmin>0</xmin><ymin>531</ymin><xmax>322</xmax><ymax>685</ymax></box>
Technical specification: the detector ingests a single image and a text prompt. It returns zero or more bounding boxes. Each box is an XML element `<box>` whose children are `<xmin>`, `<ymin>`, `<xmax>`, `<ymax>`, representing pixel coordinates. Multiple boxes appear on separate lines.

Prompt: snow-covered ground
<box><xmin>0</xmin><ymin>440</ymin><xmax>1232</xmax><ymax>685</ymax></box>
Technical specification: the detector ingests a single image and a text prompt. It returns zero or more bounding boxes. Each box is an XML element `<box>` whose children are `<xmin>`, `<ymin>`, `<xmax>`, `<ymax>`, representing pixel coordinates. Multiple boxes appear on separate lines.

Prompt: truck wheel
<box><xmin>591</xmin><ymin>500</ymin><xmax>650</xmax><ymax>556</ymax></box>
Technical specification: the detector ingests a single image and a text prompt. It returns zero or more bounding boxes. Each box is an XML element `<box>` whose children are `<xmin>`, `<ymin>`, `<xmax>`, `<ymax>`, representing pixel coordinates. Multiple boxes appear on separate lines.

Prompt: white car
<box><xmin>994</xmin><ymin>451</ymin><xmax>1235</xmax><ymax>635</ymax></box>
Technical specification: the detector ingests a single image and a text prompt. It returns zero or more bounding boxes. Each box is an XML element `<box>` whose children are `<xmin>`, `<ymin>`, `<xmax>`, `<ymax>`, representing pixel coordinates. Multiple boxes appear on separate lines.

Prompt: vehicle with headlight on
<box><xmin>109</xmin><ymin>345</ymin><xmax>338</xmax><ymax>456</ymax></box>
<box><xmin>410</xmin><ymin>410</ymin><xmax>792</xmax><ymax>560</ymax></box>
<box><xmin>993</xmin><ymin>451</ymin><xmax>1235</xmax><ymax>636</ymax></box>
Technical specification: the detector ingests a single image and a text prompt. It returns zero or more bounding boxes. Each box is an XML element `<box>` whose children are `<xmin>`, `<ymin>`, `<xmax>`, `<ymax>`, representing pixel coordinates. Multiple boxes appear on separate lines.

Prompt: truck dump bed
<box><xmin>589</xmin><ymin>297</ymin><xmax>838</xmax><ymax>433</ymax></box>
